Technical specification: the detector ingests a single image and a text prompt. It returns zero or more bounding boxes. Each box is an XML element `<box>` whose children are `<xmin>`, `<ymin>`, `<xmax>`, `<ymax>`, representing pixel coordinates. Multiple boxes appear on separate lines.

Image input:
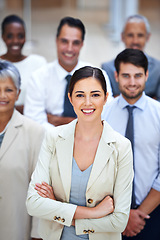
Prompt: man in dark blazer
<box><xmin>102</xmin><ymin>14</ymin><xmax>160</xmax><ymax>101</ymax></box>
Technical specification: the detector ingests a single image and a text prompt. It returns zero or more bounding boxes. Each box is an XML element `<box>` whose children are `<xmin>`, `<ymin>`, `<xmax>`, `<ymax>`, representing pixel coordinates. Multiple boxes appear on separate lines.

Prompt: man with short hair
<box><xmin>102</xmin><ymin>48</ymin><xmax>160</xmax><ymax>240</ymax></box>
<box><xmin>102</xmin><ymin>14</ymin><xmax>160</xmax><ymax>101</ymax></box>
<box><xmin>24</xmin><ymin>17</ymin><xmax>112</xmax><ymax>130</ymax></box>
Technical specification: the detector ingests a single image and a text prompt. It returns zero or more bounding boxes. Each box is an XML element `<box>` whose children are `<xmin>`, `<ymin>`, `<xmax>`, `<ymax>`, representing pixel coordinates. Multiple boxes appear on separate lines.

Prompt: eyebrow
<box><xmin>121</xmin><ymin>73</ymin><xmax>143</xmax><ymax>75</ymax></box>
<box><xmin>75</xmin><ymin>90</ymin><xmax>101</xmax><ymax>93</ymax></box>
<box><xmin>91</xmin><ymin>90</ymin><xmax>101</xmax><ymax>93</ymax></box>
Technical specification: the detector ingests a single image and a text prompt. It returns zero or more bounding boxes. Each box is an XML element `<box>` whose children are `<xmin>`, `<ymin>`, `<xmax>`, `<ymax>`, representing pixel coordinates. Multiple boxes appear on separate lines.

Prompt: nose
<box><xmin>132</xmin><ymin>35</ymin><xmax>139</xmax><ymax>44</ymax></box>
<box><xmin>67</xmin><ymin>41</ymin><xmax>73</xmax><ymax>52</ymax></box>
<box><xmin>129</xmin><ymin>76</ymin><xmax>136</xmax><ymax>85</ymax></box>
<box><xmin>0</xmin><ymin>90</ymin><xmax>7</xmax><ymax>98</ymax></box>
<box><xmin>12</xmin><ymin>36</ymin><xmax>19</xmax><ymax>44</ymax></box>
<box><xmin>84</xmin><ymin>95</ymin><xmax>92</xmax><ymax>105</ymax></box>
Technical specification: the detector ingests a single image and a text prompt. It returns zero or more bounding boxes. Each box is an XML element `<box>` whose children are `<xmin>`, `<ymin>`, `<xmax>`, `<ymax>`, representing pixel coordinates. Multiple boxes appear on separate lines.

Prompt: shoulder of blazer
<box><xmin>46</xmin><ymin>119</ymin><xmax>77</xmax><ymax>140</ymax></box>
<box><xmin>145</xmin><ymin>54</ymin><xmax>160</xmax><ymax>66</ymax></box>
<box><xmin>11</xmin><ymin>109</ymin><xmax>44</xmax><ymax>135</ymax></box>
<box><xmin>43</xmin><ymin>119</ymin><xmax>77</xmax><ymax>151</ymax></box>
<box><xmin>38</xmin><ymin>120</ymin><xmax>76</xmax><ymax>158</ymax></box>
<box><xmin>102</xmin><ymin>120</ymin><xmax>131</xmax><ymax>149</ymax></box>
<box><xmin>102</xmin><ymin>59</ymin><xmax>115</xmax><ymax>71</ymax></box>
<box><xmin>10</xmin><ymin>109</ymin><xmax>23</xmax><ymax>128</ymax></box>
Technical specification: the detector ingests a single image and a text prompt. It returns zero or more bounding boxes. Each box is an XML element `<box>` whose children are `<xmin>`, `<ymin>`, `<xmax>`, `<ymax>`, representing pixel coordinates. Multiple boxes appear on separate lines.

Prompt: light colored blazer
<box><xmin>26</xmin><ymin>119</ymin><xmax>133</xmax><ymax>240</ymax></box>
<box><xmin>0</xmin><ymin>110</ymin><xmax>44</xmax><ymax>240</ymax></box>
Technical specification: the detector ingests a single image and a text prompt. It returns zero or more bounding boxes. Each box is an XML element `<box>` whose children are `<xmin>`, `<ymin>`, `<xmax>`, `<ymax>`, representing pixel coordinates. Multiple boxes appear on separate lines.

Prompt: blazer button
<box><xmin>57</xmin><ymin>217</ymin><xmax>61</xmax><ymax>221</ymax></box>
<box><xmin>53</xmin><ymin>216</ymin><xmax>57</xmax><ymax>220</ymax></box>
<box><xmin>87</xmin><ymin>198</ymin><xmax>93</xmax><ymax>204</ymax></box>
<box><xmin>61</xmin><ymin>218</ymin><xmax>65</xmax><ymax>222</ymax></box>
<box><xmin>90</xmin><ymin>229</ymin><xmax>95</xmax><ymax>233</ymax></box>
<box><xmin>83</xmin><ymin>230</ymin><xmax>88</xmax><ymax>234</ymax></box>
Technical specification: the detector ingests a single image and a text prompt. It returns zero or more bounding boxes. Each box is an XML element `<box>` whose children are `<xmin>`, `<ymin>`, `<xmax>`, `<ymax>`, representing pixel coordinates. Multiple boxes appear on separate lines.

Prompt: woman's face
<box><xmin>0</xmin><ymin>77</ymin><xmax>20</xmax><ymax>115</ymax></box>
<box><xmin>69</xmin><ymin>77</ymin><xmax>108</xmax><ymax>123</ymax></box>
<box><xmin>2</xmin><ymin>22</ymin><xmax>25</xmax><ymax>56</ymax></box>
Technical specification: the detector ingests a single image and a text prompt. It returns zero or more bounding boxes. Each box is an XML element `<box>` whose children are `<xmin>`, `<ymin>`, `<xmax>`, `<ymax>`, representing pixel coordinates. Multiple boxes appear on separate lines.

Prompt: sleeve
<box><xmin>28</xmin><ymin>124</ymin><xmax>45</xmax><ymax>238</ymax></box>
<box><xmin>24</xmin><ymin>70</ymin><xmax>55</xmax><ymax>129</ymax></box>
<box><xmin>156</xmin><ymin>77</ymin><xmax>160</xmax><ymax>102</ymax></box>
<box><xmin>75</xmin><ymin>139</ymin><xmax>134</xmax><ymax>235</ymax></box>
<box><xmin>26</xmin><ymin>132</ymin><xmax>77</xmax><ymax>228</ymax></box>
<box><xmin>152</xmin><ymin>142</ymin><xmax>160</xmax><ymax>191</ymax></box>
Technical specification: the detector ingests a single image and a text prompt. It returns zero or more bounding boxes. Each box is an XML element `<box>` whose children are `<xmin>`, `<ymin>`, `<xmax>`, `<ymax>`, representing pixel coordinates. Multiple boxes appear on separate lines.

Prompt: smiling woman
<box><xmin>26</xmin><ymin>66</ymin><xmax>134</xmax><ymax>240</ymax></box>
<box><xmin>0</xmin><ymin>77</ymin><xmax>20</xmax><ymax>120</ymax></box>
<box><xmin>0</xmin><ymin>60</ymin><xmax>44</xmax><ymax>240</ymax></box>
<box><xmin>0</xmin><ymin>15</ymin><xmax>46</xmax><ymax>113</ymax></box>
<box><xmin>0</xmin><ymin>62</ymin><xmax>20</xmax><ymax>126</ymax></box>
<box><xmin>68</xmin><ymin>66</ymin><xmax>108</xmax><ymax>124</ymax></box>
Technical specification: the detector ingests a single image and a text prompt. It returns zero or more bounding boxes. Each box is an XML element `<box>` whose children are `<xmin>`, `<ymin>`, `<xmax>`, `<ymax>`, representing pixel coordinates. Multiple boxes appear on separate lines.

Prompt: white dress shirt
<box><xmin>102</xmin><ymin>93</ymin><xmax>160</xmax><ymax>205</ymax></box>
<box><xmin>24</xmin><ymin>60</ymin><xmax>113</xmax><ymax>131</ymax></box>
<box><xmin>13</xmin><ymin>54</ymin><xmax>47</xmax><ymax>105</ymax></box>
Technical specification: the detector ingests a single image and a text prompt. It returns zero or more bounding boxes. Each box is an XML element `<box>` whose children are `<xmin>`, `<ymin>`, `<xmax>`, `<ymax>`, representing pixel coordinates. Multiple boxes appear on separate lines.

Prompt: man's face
<box><xmin>56</xmin><ymin>24</ymin><xmax>83</xmax><ymax>72</ymax></box>
<box><xmin>115</xmin><ymin>62</ymin><xmax>148</xmax><ymax>104</ymax></box>
<box><xmin>122</xmin><ymin>22</ymin><xmax>150</xmax><ymax>51</ymax></box>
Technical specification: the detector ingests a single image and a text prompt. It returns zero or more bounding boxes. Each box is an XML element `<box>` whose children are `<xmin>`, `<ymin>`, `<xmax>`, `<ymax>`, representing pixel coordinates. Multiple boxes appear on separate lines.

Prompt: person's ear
<box><xmin>68</xmin><ymin>93</ymin><xmax>73</xmax><ymax>105</ymax></box>
<box><xmin>114</xmin><ymin>71</ymin><xmax>119</xmax><ymax>83</ymax></box>
<box><xmin>104</xmin><ymin>92</ymin><xmax>109</xmax><ymax>105</ymax></box>
<box><xmin>2</xmin><ymin>33</ymin><xmax>5</xmax><ymax>42</ymax></box>
<box><xmin>56</xmin><ymin>37</ymin><xmax>58</xmax><ymax>46</ymax></box>
<box><xmin>80</xmin><ymin>40</ymin><xmax>84</xmax><ymax>48</ymax></box>
<box><xmin>146</xmin><ymin>33</ymin><xmax>151</xmax><ymax>42</ymax></box>
<box><xmin>145</xmin><ymin>70</ymin><xmax>149</xmax><ymax>82</ymax></box>
<box><xmin>121</xmin><ymin>32</ymin><xmax>125</xmax><ymax>43</ymax></box>
<box><xmin>16</xmin><ymin>89</ymin><xmax>21</xmax><ymax>101</ymax></box>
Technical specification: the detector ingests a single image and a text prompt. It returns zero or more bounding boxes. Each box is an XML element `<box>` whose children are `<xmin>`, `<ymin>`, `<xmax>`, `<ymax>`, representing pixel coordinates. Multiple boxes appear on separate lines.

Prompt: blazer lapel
<box><xmin>87</xmin><ymin>121</ymin><xmax>116</xmax><ymax>192</ymax></box>
<box><xmin>0</xmin><ymin>110</ymin><xmax>23</xmax><ymax>159</ymax></box>
<box><xmin>86</xmin><ymin>138</ymin><xmax>113</xmax><ymax>191</ymax></box>
<box><xmin>54</xmin><ymin>120</ymin><xmax>116</xmax><ymax>200</ymax></box>
<box><xmin>56</xmin><ymin>120</ymin><xmax>76</xmax><ymax>202</ymax></box>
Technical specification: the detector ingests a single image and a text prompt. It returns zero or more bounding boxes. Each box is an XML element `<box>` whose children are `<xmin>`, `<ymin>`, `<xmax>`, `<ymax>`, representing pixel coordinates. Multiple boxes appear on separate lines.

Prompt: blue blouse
<box><xmin>0</xmin><ymin>132</ymin><xmax>5</xmax><ymax>148</ymax></box>
<box><xmin>60</xmin><ymin>157</ymin><xmax>92</xmax><ymax>240</ymax></box>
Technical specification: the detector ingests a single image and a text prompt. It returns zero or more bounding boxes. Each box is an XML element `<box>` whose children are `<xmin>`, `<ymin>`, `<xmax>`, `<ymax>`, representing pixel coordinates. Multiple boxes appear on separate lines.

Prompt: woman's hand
<box><xmin>35</xmin><ymin>182</ymin><xmax>56</xmax><ymax>200</ymax></box>
<box><xmin>73</xmin><ymin>195</ymin><xmax>114</xmax><ymax>220</ymax></box>
<box><xmin>94</xmin><ymin>195</ymin><xmax>114</xmax><ymax>218</ymax></box>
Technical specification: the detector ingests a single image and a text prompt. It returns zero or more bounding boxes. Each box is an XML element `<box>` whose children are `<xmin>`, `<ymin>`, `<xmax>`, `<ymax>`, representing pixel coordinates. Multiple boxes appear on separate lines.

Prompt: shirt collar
<box><xmin>118</xmin><ymin>92</ymin><xmax>147</xmax><ymax>111</ymax></box>
<box><xmin>55</xmin><ymin>60</ymin><xmax>81</xmax><ymax>82</ymax></box>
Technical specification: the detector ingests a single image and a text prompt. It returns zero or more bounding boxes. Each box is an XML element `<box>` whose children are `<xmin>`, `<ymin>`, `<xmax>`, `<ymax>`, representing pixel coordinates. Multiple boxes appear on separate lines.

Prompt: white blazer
<box><xmin>26</xmin><ymin>119</ymin><xmax>133</xmax><ymax>240</ymax></box>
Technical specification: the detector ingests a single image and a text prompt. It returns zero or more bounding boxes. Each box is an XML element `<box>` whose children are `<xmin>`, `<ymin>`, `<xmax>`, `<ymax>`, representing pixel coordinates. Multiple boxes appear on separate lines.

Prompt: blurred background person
<box><xmin>0</xmin><ymin>1</ymin><xmax>159</xmax><ymax>69</ymax></box>
<box><xmin>24</xmin><ymin>16</ymin><xmax>113</xmax><ymax>131</ymax></box>
<box><xmin>0</xmin><ymin>60</ymin><xmax>44</xmax><ymax>240</ymax></box>
<box><xmin>0</xmin><ymin>14</ymin><xmax>47</xmax><ymax>113</ymax></box>
<box><xmin>102</xmin><ymin>14</ymin><xmax>160</xmax><ymax>101</ymax></box>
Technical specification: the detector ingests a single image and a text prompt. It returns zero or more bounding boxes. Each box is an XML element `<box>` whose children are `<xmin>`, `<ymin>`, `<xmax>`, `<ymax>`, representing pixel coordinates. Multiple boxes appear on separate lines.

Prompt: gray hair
<box><xmin>0</xmin><ymin>60</ymin><xmax>21</xmax><ymax>91</ymax></box>
<box><xmin>122</xmin><ymin>14</ymin><xmax>151</xmax><ymax>35</ymax></box>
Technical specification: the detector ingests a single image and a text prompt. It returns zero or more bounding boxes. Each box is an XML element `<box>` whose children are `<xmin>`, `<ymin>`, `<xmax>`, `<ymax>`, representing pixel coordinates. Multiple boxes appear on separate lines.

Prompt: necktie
<box><xmin>63</xmin><ymin>75</ymin><xmax>76</xmax><ymax>118</ymax></box>
<box><xmin>125</xmin><ymin>106</ymin><xmax>136</xmax><ymax>154</ymax></box>
<box><xmin>125</xmin><ymin>105</ymin><xmax>136</xmax><ymax>208</ymax></box>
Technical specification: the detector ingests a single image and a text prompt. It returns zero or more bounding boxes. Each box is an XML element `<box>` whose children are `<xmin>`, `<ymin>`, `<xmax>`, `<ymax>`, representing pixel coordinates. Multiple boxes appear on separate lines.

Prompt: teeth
<box><xmin>82</xmin><ymin>109</ymin><xmax>94</xmax><ymax>113</ymax></box>
<box><xmin>12</xmin><ymin>46</ymin><xmax>19</xmax><ymax>50</ymax></box>
<box><xmin>65</xmin><ymin>53</ymin><xmax>73</xmax><ymax>57</ymax></box>
<box><xmin>128</xmin><ymin>88</ymin><xmax>137</xmax><ymax>90</ymax></box>
<box><xmin>0</xmin><ymin>101</ymin><xmax>7</xmax><ymax>105</ymax></box>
